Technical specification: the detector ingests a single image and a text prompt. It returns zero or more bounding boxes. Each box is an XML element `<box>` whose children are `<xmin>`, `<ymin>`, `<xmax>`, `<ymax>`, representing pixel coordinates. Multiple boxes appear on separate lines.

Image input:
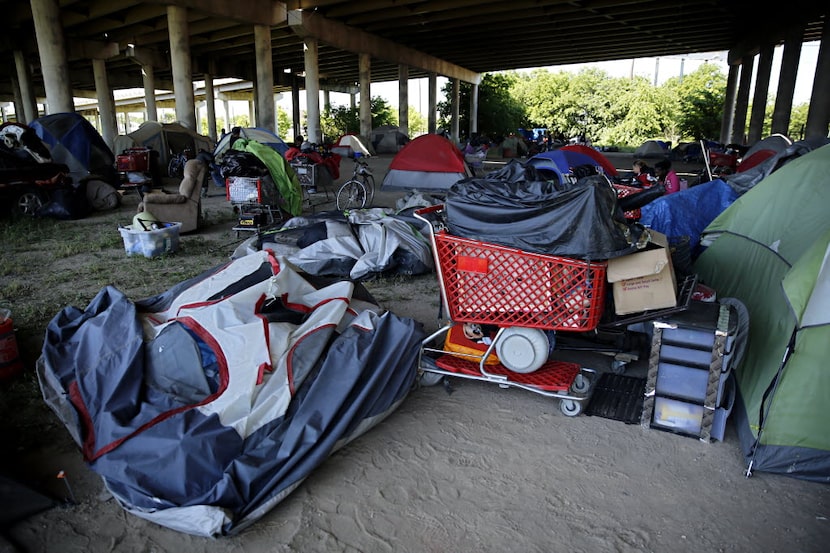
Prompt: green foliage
<box><xmin>438</xmin><ymin>73</ymin><xmax>526</xmax><ymax>138</ymax></box>
<box><xmin>320</xmin><ymin>96</ymin><xmax>398</xmax><ymax>140</ymax></box>
<box><xmin>408</xmin><ymin>106</ymin><xmax>427</xmax><ymax>136</ymax></box>
<box><xmin>664</xmin><ymin>63</ymin><xmax>726</xmax><ymax>140</ymax></box>
<box><xmin>277</xmin><ymin>107</ymin><xmax>292</xmax><ymax>139</ymax></box>
<box><xmin>789</xmin><ymin>103</ymin><xmax>809</xmax><ymax>140</ymax></box>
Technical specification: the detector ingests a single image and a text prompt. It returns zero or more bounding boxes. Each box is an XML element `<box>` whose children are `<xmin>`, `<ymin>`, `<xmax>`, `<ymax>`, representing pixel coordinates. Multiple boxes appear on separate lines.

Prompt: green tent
<box><xmin>694</xmin><ymin>143</ymin><xmax>830</xmax><ymax>482</ymax></box>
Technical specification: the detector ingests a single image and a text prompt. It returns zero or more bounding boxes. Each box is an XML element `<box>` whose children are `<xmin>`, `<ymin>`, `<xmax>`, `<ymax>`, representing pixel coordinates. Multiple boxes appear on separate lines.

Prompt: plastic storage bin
<box><xmin>119</xmin><ymin>222</ymin><xmax>181</xmax><ymax>258</ymax></box>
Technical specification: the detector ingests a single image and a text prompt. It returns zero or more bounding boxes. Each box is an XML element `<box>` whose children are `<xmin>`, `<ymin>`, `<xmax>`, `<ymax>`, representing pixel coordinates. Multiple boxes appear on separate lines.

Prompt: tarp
<box><xmin>229</xmin><ymin>138</ymin><xmax>304</xmax><ymax>216</ymax></box>
<box><xmin>694</xmin><ymin>144</ymin><xmax>830</xmax><ymax>482</ymax></box>
<box><xmin>235</xmin><ymin>208</ymin><xmax>434</xmax><ymax>281</ymax></box>
<box><xmin>381</xmin><ymin>134</ymin><xmax>472</xmax><ymax>192</ymax></box>
<box><xmin>445</xmin><ymin>160</ymin><xmax>632</xmax><ymax>260</ymax></box>
<box><xmin>37</xmin><ymin>250</ymin><xmax>425</xmax><ymax>535</ymax></box>
<box><xmin>30</xmin><ymin>113</ymin><xmax>119</xmax><ymax>185</ymax></box>
<box><xmin>214</xmin><ymin>127</ymin><xmax>288</xmax><ymax>161</ymax></box>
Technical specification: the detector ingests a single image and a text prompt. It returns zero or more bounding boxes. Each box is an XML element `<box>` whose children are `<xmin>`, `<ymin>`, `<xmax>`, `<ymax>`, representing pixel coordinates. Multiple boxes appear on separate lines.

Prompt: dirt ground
<box><xmin>1</xmin><ymin>151</ymin><xmax>828</xmax><ymax>552</ymax></box>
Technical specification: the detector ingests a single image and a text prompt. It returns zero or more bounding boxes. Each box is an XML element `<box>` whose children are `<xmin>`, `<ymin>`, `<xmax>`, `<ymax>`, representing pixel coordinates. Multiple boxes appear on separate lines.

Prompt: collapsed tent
<box><xmin>37</xmin><ymin>250</ymin><xmax>425</xmax><ymax>535</ymax></box>
<box><xmin>381</xmin><ymin>134</ymin><xmax>472</xmax><ymax>192</ymax></box>
<box><xmin>115</xmin><ymin>121</ymin><xmax>214</xmax><ymax>174</ymax></box>
<box><xmin>235</xmin><ymin>208</ymin><xmax>434</xmax><ymax>280</ymax></box>
<box><xmin>693</xmin><ymin>144</ymin><xmax>830</xmax><ymax>482</ymax></box>
<box><xmin>370</xmin><ymin>125</ymin><xmax>409</xmax><ymax>154</ymax></box>
<box><xmin>30</xmin><ymin>112</ymin><xmax>119</xmax><ymax>185</ymax></box>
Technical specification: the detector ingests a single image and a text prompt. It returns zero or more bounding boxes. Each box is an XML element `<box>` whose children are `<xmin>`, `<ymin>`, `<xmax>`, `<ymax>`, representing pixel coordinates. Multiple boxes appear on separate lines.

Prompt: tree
<box><xmin>407</xmin><ymin>105</ymin><xmax>427</xmax><ymax>136</ymax></box>
<box><xmin>437</xmin><ymin>73</ymin><xmax>526</xmax><ymax>139</ymax></box>
<box><xmin>664</xmin><ymin>63</ymin><xmax>726</xmax><ymax>141</ymax></box>
<box><xmin>276</xmin><ymin>106</ymin><xmax>292</xmax><ymax>140</ymax></box>
<box><xmin>789</xmin><ymin>103</ymin><xmax>809</xmax><ymax>140</ymax></box>
<box><xmin>319</xmin><ymin>96</ymin><xmax>397</xmax><ymax>140</ymax></box>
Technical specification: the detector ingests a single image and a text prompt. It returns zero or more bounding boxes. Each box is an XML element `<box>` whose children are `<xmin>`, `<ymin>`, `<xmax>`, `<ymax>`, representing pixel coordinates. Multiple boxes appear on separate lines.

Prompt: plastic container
<box><xmin>0</xmin><ymin>308</ymin><xmax>24</xmax><ymax>381</ymax></box>
<box><xmin>118</xmin><ymin>222</ymin><xmax>182</xmax><ymax>258</ymax></box>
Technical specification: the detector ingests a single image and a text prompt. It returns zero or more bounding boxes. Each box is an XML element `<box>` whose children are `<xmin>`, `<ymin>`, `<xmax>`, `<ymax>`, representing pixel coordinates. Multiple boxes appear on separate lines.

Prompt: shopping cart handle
<box><xmin>413</xmin><ymin>204</ymin><xmax>445</xmax><ymax>216</ymax></box>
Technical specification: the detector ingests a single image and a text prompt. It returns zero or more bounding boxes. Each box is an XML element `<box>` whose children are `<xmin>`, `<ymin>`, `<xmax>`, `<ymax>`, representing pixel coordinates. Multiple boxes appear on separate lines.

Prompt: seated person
<box><xmin>632</xmin><ymin>159</ymin><xmax>656</xmax><ymax>187</ymax></box>
<box><xmin>284</xmin><ymin>135</ymin><xmax>306</xmax><ymax>162</ymax></box>
<box><xmin>654</xmin><ymin>159</ymin><xmax>680</xmax><ymax>195</ymax></box>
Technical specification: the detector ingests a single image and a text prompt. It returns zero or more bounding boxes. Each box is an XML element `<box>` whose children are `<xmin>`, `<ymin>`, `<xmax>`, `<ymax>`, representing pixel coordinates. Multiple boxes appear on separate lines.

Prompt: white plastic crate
<box><xmin>118</xmin><ymin>222</ymin><xmax>182</xmax><ymax>258</ymax></box>
<box><xmin>226</xmin><ymin>176</ymin><xmax>262</xmax><ymax>204</ymax></box>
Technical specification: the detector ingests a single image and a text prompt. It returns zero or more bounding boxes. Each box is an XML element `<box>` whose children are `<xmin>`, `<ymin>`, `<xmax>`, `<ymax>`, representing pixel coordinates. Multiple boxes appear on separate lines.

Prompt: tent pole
<box><xmin>745</xmin><ymin>329</ymin><xmax>797</xmax><ymax>478</ymax></box>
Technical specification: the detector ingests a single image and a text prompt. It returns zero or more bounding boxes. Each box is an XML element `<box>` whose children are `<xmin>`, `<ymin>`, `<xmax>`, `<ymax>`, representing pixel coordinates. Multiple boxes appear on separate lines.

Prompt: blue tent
<box><xmin>30</xmin><ymin>112</ymin><xmax>118</xmax><ymax>185</ymax></box>
<box><xmin>211</xmin><ymin>127</ymin><xmax>289</xmax><ymax>186</ymax></box>
<box><xmin>526</xmin><ymin>149</ymin><xmax>601</xmax><ymax>182</ymax></box>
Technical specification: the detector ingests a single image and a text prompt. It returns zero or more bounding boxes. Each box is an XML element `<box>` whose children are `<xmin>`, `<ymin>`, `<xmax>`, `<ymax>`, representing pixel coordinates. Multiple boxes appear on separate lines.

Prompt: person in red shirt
<box><xmin>654</xmin><ymin>159</ymin><xmax>680</xmax><ymax>194</ymax></box>
<box><xmin>632</xmin><ymin>159</ymin><xmax>656</xmax><ymax>187</ymax></box>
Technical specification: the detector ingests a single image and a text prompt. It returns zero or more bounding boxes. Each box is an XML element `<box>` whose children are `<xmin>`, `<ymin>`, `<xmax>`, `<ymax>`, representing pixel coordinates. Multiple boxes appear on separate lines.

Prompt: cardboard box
<box><xmin>606</xmin><ymin>230</ymin><xmax>677</xmax><ymax>315</ymax></box>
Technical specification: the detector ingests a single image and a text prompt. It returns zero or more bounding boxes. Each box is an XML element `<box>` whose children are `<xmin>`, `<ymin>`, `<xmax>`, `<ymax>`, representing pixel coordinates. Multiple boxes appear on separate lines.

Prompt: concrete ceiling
<box><xmin>0</xmin><ymin>0</ymin><xmax>826</xmax><ymax>101</ymax></box>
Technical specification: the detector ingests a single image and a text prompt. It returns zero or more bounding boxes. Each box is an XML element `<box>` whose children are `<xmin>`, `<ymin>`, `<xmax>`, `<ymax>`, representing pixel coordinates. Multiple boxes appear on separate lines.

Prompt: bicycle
<box><xmin>335</xmin><ymin>156</ymin><xmax>375</xmax><ymax>211</ymax></box>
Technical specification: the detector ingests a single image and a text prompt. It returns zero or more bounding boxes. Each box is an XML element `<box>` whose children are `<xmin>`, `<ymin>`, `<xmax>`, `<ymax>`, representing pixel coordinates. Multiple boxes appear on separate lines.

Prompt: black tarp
<box><xmin>445</xmin><ymin>160</ymin><xmax>633</xmax><ymax>260</ymax></box>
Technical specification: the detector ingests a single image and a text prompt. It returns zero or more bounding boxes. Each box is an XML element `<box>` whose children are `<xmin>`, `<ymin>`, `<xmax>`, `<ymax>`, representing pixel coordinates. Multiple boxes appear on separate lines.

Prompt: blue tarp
<box><xmin>31</xmin><ymin>113</ymin><xmax>118</xmax><ymax>185</ymax></box>
<box><xmin>639</xmin><ymin>179</ymin><xmax>739</xmax><ymax>255</ymax></box>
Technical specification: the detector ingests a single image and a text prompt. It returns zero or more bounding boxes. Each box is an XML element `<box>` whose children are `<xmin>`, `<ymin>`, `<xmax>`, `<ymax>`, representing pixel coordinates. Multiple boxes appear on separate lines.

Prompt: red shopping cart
<box><xmin>414</xmin><ymin>205</ymin><xmax>606</xmax><ymax>416</ymax></box>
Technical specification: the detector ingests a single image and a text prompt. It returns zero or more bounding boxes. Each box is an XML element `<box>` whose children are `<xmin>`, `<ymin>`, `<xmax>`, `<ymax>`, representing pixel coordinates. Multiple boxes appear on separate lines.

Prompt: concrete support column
<box><xmin>359</xmin><ymin>53</ymin><xmax>371</xmax><ymax>141</ymax></box>
<box><xmin>224</xmin><ymin>99</ymin><xmax>231</xmax><ymax>131</ymax></box>
<box><xmin>350</xmin><ymin>92</ymin><xmax>356</xmax><ymax>110</ymax></box>
<box><xmin>323</xmin><ymin>89</ymin><xmax>331</xmax><ymax>111</ymax></box>
<box><xmin>204</xmin><ymin>72</ymin><xmax>217</xmax><ymax>141</ymax></box>
<box><xmin>731</xmin><ymin>57</ymin><xmax>755</xmax><ymax>145</ymax></box>
<box><xmin>428</xmin><ymin>72</ymin><xmax>437</xmax><ymax>133</ymax></box>
<box><xmin>748</xmin><ymin>45</ymin><xmax>774</xmax><ymax>144</ymax></box>
<box><xmin>142</xmin><ymin>64</ymin><xmax>158</xmax><ymax>122</ymax></box>
<box><xmin>720</xmin><ymin>64</ymin><xmax>739</xmax><ymax>144</ymax></box>
<box><xmin>303</xmin><ymin>38</ymin><xmax>321</xmax><ymax>143</ymax></box>
<box><xmin>805</xmin><ymin>19</ymin><xmax>830</xmax><ymax>140</ymax></box>
<box><xmin>451</xmin><ymin>78</ymin><xmax>460</xmax><ymax>142</ymax></box>
<box><xmin>92</xmin><ymin>58</ymin><xmax>118</xmax><ymax>150</ymax></box>
<box><xmin>13</xmin><ymin>50</ymin><xmax>38</xmax><ymax>123</ymax></box>
<box><xmin>167</xmin><ymin>5</ymin><xmax>196</xmax><ymax>129</ymax></box>
<box><xmin>291</xmin><ymin>78</ymin><xmax>301</xmax><ymax>138</ymax></box>
<box><xmin>398</xmin><ymin>65</ymin><xmax>409</xmax><ymax>136</ymax></box>
<box><xmin>771</xmin><ymin>27</ymin><xmax>803</xmax><ymax>135</ymax></box>
<box><xmin>11</xmin><ymin>74</ymin><xmax>25</xmax><ymax>121</ymax></box>
<box><xmin>248</xmin><ymin>98</ymin><xmax>255</xmax><ymax>127</ymax></box>
<box><xmin>254</xmin><ymin>24</ymin><xmax>275</xmax><ymax>133</ymax></box>
<box><xmin>470</xmin><ymin>83</ymin><xmax>479</xmax><ymax>136</ymax></box>
<box><xmin>31</xmin><ymin>0</ymin><xmax>74</xmax><ymax>113</ymax></box>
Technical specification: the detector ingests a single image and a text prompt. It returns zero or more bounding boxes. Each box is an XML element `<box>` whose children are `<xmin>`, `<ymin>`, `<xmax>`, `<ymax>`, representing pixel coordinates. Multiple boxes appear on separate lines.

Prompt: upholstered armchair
<box><xmin>137</xmin><ymin>158</ymin><xmax>206</xmax><ymax>233</ymax></box>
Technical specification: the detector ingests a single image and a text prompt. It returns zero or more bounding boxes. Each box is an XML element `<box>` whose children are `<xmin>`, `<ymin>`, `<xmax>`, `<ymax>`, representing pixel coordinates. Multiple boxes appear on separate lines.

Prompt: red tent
<box><xmin>381</xmin><ymin>134</ymin><xmax>472</xmax><ymax>191</ymax></box>
<box><xmin>560</xmin><ymin>144</ymin><xmax>618</xmax><ymax>176</ymax></box>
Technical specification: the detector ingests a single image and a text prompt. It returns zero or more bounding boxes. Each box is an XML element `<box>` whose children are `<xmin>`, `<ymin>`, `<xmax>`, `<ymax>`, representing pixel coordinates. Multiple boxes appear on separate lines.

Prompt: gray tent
<box><xmin>370</xmin><ymin>125</ymin><xmax>409</xmax><ymax>154</ymax></box>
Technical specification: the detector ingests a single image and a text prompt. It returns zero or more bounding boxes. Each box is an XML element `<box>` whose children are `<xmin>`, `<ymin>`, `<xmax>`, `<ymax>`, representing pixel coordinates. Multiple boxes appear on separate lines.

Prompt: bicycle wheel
<box><xmin>336</xmin><ymin>179</ymin><xmax>367</xmax><ymax>211</ymax></box>
<box><xmin>361</xmin><ymin>174</ymin><xmax>376</xmax><ymax>207</ymax></box>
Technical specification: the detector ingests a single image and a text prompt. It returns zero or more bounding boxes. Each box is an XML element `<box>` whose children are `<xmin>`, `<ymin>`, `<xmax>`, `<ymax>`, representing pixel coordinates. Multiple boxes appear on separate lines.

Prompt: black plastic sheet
<box><xmin>446</xmin><ymin>160</ymin><xmax>632</xmax><ymax>260</ymax></box>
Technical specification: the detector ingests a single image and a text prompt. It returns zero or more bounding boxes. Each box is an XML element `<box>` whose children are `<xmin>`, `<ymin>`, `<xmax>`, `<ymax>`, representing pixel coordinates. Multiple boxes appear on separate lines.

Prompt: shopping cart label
<box><xmin>457</xmin><ymin>255</ymin><xmax>489</xmax><ymax>274</ymax></box>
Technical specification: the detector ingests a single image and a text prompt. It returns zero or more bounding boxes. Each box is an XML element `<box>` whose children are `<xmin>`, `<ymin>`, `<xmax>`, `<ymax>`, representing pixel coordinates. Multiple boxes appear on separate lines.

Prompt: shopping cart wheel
<box><xmin>419</xmin><ymin>370</ymin><xmax>445</xmax><ymax>387</ymax></box>
<box><xmin>611</xmin><ymin>359</ymin><xmax>627</xmax><ymax>374</ymax></box>
<box><xmin>559</xmin><ymin>399</ymin><xmax>582</xmax><ymax>417</ymax></box>
<box><xmin>570</xmin><ymin>373</ymin><xmax>591</xmax><ymax>395</ymax></box>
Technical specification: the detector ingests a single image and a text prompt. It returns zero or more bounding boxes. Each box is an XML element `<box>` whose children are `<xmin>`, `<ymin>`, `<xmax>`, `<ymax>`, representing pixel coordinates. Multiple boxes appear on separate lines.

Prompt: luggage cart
<box><xmin>414</xmin><ymin>204</ymin><xmax>604</xmax><ymax>416</ymax></box>
<box><xmin>226</xmin><ymin>175</ymin><xmax>284</xmax><ymax>237</ymax></box>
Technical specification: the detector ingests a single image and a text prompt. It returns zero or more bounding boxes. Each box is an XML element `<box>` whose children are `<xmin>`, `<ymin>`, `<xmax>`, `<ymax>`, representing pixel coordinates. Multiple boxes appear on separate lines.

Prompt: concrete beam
<box><xmin>125</xmin><ymin>44</ymin><xmax>170</xmax><ymax>70</ymax></box>
<box><xmin>146</xmin><ymin>0</ymin><xmax>286</xmax><ymax>26</ymax></box>
<box><xmin>288</xmin><ymin>10</ymin><xmax>480</xmax><ymax>84</ymax></box>
<box><xmin>67</xmin><ymin>39</ymin><xmax>120</xmax><ymax>61</ymax></box>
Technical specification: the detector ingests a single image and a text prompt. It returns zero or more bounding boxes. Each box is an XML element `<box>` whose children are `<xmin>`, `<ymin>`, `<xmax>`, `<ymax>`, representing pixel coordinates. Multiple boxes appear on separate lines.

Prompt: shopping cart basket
<box><xmin>414</xmin><ymin>204</ymin><xmax>606</xmax><ymax>416</ymax></box>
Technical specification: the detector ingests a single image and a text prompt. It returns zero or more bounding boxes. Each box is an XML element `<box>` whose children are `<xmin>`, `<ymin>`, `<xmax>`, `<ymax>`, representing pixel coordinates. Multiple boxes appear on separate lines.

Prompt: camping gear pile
<box><xmin>37</xmin><ymin>250</ymin><xmax>425</xmax><ymax>536</ymax></box>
